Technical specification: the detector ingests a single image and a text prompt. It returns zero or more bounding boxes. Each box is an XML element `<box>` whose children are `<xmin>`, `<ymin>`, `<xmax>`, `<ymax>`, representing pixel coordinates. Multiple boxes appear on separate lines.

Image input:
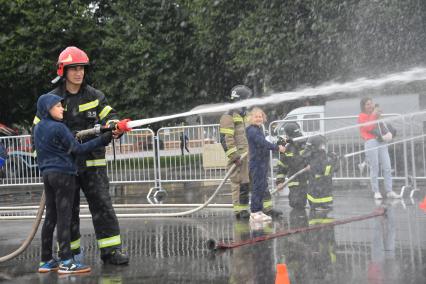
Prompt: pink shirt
<box><xmin>358</xmin><ymin>112</ymin><xmax>378</xmax><ymax>141</ymax></box>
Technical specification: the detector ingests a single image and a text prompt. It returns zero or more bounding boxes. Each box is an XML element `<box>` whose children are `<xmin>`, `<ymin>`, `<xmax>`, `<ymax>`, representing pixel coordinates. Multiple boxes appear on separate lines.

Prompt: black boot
<box><xmin>235</xmin><ymin>209</ymin><xmax>250</xmax><ymax>219</ymax></box>
<box><xmin>264</xmin><ymin>208</ymin><xmax>283</xmax><ymax>218</ymax></box>
<box><xmin>101</xmin><ymin>249</ymin><xmax>129</xmax><ymax>265</ymax></box>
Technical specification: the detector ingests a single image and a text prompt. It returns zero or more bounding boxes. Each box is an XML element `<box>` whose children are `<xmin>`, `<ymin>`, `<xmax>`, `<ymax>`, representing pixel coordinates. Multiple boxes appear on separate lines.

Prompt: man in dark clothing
<box><xmin>180</xmin><ymin>133</ymin><xmax>190</xmax><ymax>155</ymax></box>
<box><xmin>33</xmin><ymin>46</ymin><xmax>129</xmax><ymax>265</ymax></box>
<box><xmin>34</xmin><ymin>93</ymin><xmax>112</xmax><ymax>273</ymax></box>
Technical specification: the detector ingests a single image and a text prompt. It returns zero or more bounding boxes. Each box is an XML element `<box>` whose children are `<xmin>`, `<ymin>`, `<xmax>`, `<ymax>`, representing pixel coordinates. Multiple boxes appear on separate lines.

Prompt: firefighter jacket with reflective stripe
<box><xmin>219</xmin><ymin>110</ymin><xmax>248</xmax><ymax>163</ymax></box>
<box><xmin>33</xmin><ymin>84</ymin><xmax>119</xmax><ymax>170</ymax></box>
<box><xmin>306</xmin><ymin>150</ymin><xmax>338</xmax><ymax>205</ymax></box>
<box><xmin>276</xmin><ymin>141</ymin><xmax>307</xmax><ymax>185</ymax></box>
<box><xmin>308</xmin><ymin>150</ymin><xmax>338</xmax><ymax>186</ymax></box>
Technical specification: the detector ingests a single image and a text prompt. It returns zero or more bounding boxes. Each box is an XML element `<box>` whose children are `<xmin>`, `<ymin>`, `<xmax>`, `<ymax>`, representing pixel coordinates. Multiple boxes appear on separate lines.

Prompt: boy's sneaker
<box><xmin>250</xmin><ymin>211</ymin><xmax>272</xmax><ymax>222</ymax></box>
<box><xmin>38</xmin><ymin>259</ymin><xmax>59</xmax><ymax>273</ymax></box>
<box><xmin>374</xmin><ymin>192</ymin><xmax>383</xmax><ymax>199</ymax></box>
<box><xmin>58</xmin><ymin>259</ymin><xmax>91</xmax><ymax>274</ymax></box>
<box><xmin>387</xmin><ymin>191</ymin><xmax>401</xmax><ymax>199</ymax></box>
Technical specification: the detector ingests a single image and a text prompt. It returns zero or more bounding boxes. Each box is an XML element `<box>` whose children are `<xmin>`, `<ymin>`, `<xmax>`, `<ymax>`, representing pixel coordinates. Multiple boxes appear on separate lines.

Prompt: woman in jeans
<box><xmin>358</xmin><ymin>97</ymin><xmax>400</xmax><ymax>199</ymax></box>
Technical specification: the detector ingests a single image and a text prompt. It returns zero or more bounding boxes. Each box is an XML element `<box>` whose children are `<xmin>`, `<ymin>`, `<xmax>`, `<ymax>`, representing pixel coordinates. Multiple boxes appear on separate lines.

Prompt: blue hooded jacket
<box><xmin>246</xmin><ymin>124</ymin><xmax>279</xmax><ymax>170</ymax></box>
<box><xmin>34</xmin><ymin>93</ymin><xmax>107</xmax><ymax>175</ymax></box>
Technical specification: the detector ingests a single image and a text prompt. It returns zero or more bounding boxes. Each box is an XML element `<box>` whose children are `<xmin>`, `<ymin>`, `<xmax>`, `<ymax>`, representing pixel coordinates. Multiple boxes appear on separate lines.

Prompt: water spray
<box><xmin>127</xmin><ymin>67</ymin><xmax>426</xmax><ymax>128</ymax></box>
<box><xmin>343</xmin><ymin>133</ymin><xmax>426</xmax><ymax>158</ymax></box>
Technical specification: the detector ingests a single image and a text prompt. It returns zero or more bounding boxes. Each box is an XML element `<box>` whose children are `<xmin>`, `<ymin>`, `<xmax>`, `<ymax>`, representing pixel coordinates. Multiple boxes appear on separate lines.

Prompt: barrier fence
<box><xmin>1</xmin><ymin>113</ymin><xmax>425</xmax><ymax>191</ymax></box>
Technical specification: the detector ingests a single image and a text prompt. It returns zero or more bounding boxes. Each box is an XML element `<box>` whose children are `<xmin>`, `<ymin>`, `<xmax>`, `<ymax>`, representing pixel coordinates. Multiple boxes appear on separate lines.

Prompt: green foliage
<box><xmin>0</xmin><ymin>0</ymin><xmax>425</xmax><ymax>130</ymax></box>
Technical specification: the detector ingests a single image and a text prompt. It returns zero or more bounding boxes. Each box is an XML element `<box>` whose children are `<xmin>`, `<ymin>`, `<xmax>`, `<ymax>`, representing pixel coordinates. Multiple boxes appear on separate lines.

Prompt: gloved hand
<box><xmin>100</xmin><ymin>131</ymin><xmax>113</xmax><ymax>145</ymax></box>
<box><xmin>231</xmin><ymin>155</ymin><xmax>242</xmax><ymax>166</ymax></box>
<box><xmin>277</xmin><ymin>135</ymin><xmax>292</xmax><ymax>146</ymax></box>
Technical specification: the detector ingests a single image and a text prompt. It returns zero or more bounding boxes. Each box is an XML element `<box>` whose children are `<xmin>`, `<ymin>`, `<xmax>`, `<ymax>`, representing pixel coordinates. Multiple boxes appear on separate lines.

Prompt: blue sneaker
<box><xmin>38</xmin><ymin>259</ymin><xmax>59</xmax><ymax>273</ymax></box>
<box><xmin>58</xmin><ymin>259</ymin><xmax>91</xmax><ymax>274</ymax></box>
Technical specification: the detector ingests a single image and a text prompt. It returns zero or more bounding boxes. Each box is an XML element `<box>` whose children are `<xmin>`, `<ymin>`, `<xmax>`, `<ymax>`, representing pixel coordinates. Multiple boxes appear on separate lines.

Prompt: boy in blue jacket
<box><xmin>34</xmin><ymin>93</ymin><xmax>112</xmax><ymax>274</ymax></box>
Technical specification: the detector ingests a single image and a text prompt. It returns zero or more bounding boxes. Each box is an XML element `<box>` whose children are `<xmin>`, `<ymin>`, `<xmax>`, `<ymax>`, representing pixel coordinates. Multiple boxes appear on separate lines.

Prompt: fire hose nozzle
<box><xmin>116</xmin><ymin>118</ymin><xmax>132</xmax><ymax>132</ymax></box>
<box><xmin>75</xmin><ymin>124</ymin><xmax>102</xmax><ymax>139</ymax></box>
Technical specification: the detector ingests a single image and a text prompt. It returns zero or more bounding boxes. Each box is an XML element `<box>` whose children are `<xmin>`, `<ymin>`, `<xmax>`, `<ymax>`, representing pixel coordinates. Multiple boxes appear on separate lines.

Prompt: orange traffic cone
<box><xmin>419</xmin><ymin>197</ymin><xmax>426</xmax><ymax>212</ymax></box>
<box><xmin>275</xmin><ymin>263</ymin><xmax>290</xmax><ymax>284</ymax></box>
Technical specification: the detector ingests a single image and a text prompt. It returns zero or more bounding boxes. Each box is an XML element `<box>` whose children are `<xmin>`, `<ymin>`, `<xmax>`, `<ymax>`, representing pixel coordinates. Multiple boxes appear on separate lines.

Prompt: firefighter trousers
<box><xmin>229</xmin><ymin>155</ymin><xmax>250</xmax><ymax>212</ymax></box>
<box><xmin>70</xmin><ymin>167</ymin><xmax>122</xmax><ymax>256</ymax></box>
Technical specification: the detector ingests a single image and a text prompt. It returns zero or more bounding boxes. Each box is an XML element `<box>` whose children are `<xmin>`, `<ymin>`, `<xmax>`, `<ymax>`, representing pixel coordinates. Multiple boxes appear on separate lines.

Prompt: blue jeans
<box><xmin>365</xmin><ymin>139</ymin><xmax>393</xmax><ymax>193</ymax></box>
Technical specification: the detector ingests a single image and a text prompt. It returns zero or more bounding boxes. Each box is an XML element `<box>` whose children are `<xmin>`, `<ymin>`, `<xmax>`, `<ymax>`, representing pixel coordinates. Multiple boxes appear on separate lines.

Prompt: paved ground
<box><xmin>0</xmin><ymin>183</ymin><xmax>425</xmax><ymax>284</ymax></box>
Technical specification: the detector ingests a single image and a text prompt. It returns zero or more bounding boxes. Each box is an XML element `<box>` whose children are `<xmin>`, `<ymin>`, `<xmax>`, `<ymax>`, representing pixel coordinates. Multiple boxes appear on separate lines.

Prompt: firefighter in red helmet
<box><xmin>32</xmin><ymin>46</ymin><xmax>129</xmax><ymax>265</ymax></box>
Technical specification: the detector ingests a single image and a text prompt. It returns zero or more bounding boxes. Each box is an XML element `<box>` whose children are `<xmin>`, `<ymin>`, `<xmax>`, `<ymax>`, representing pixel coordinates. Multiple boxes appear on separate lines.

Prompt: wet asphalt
<box><xmin>0</xmin><ymin>183</ymin><xmax>425</xmax><ymax>284</ymax></box>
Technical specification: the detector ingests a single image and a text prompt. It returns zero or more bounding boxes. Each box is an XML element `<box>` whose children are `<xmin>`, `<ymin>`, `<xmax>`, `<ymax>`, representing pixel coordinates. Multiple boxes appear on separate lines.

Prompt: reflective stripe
<box><xmin>70</xmin><ymin>238</ymin><xmax>81</xmax><ymax>250</ymax></box>
<box><xmin>33</xmin><ymin>116</ymin><xmax>40</xmax><ymax>125</ymax></box>
<box><xmin>315</xmin><ymin>174</ymin><xmax>322</xmax><ymax>179</ymax></box>
<box><xmin>309</xmin><ymin>218</ymin><xmax>334</xmax><ymax>225</ymax></box>
<box><xmin>225</xmin><ymin>147</ymin><xmax>237</xmax><ymax>157</ymax></box>
<box><xmin>277</xmin><ymin>160</ymin><xmax>285</xmax><ymax>167</ymax></box>
<box><xmin>233</xmin><ymin>204</ymin><xmax>249</xmax><ymax>211</ymax></box>
<box><xmin>98</xmin><ymin>235</ymin><xmax>121</xmax><ymax>248</ymax></box>
<box><xmin>86</xmin><ymin>159</ymin><xmax>107</xmax><ymax>167</ymax></box>
<box><xmin>329</xmin><ymin>245</ymin><xmax>337</xmax><ymax>263</ymax></box>
<box><xmin>99</xmin><ymin>106</ymin><xmax>113</xmax><ymax>120</ymax></box>
<box><xmin>276</xmin><ymin>174</ymin><xmax>285</xmax><ymax>179</ymax></box>
<box><xmin>284</xmin><ymin>152</ymin><xmax>294</xmax><ymax>157</ymax></box>
<box><xmin>79</xmin><ymin>99</ymin><xmax>99</xmax><ymax>112</ymax></box>
<box><xmin>220</xmin><ymin>128</ymin><xmax>234</xmax><ymax>135</ymax></box>
<box><xmin>288</xmin><ymin>181</ymin><xmax>299</xmax><ymax>187</ymax></box>
<box><xmin>263</xmin><ymin>200</ymin><xmax>272</xmax><ymax>209</ymax></box>
<box><xmin>233</xmin><ymin>115</ymin><xmax>243</xmax><ymax>123</ymax></box>
<box><xmin>324</xmin><ymin>165</ymin><xmax>332</xmax><ymax>176</ymax></box>
<box><xmin>234</xmin><ymin>223</ymin><xmax>249</xmax><ymax>233</ymax></box>
<box><xmin>307</xmin><ymin>194</ymin><xmax>333</xmax><ymax>203</ymax></box>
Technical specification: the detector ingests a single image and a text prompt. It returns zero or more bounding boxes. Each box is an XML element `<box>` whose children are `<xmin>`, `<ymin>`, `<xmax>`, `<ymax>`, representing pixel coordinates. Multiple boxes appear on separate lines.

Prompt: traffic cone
<box><xmin>275</xmin><ymin>263</ymin><xmax>290</xmax><ymax>284</ymax></box>
<box><xmin>419</xmin><ymin>197</ymin><xmax>426</xmax><ymax>212</ymax></box>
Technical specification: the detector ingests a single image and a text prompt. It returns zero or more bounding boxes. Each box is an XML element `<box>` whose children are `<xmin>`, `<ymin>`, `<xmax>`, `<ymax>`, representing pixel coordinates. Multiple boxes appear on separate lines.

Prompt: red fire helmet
<box><xmin>52</xmin><ymin>46</ymin><xmax>89</xmax><ymax>83</ymax></box>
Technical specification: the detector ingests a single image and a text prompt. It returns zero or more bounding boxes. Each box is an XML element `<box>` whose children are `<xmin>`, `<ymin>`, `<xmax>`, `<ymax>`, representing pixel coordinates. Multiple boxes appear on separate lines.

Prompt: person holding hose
<box><xmin>246</xmin><ymin>107</ymin><xmax>285</xmax><ymax>222</ymax></box>
<box><xmin>276</xmin><ymin>122</ymin><xmax>309</xmax><ymax>209</ymax></box>
<box><xmin>34</xmin><ymin>93</ymin><xmax>112</xmax><ymax>273</ymax></box>
<box><xmin>358</xmin><ymin>97</ymin><xmax>400</xmax><ymax>199</ymax></box>
<box><xmin>219</xmin><ymin>85</ymin><xmax>252</xmax><ymax>219</ymax></box>
<box><xmin>32</xmin><ymin>46</ymin><xmax>129</xmax><ymax>264</ymax></box>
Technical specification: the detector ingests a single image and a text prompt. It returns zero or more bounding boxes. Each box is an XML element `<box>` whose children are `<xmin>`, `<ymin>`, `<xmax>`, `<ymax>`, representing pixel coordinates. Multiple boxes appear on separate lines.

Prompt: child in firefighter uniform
<box><xmin>304</xmin><ymin>135</ymin><xmax>339</xmax><ymax>210</ymax></box>
<box><xmin>276</xmin><ymin>122</ymin><xmax>309</xmax><ymax>209</ymax></box>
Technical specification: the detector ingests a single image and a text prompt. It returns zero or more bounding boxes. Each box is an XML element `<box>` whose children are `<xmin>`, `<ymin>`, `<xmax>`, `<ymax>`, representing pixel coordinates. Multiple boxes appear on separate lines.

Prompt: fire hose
<box><xmin>270</xmin><ymin>166</ymin><xmax>310</xmax><ymax>195</ymax></box>
<box><xmin>0</xmin><ymin>192</ymin><xmax>45</xmax><ymax>263</ymax></box>
<box><xmin>207</xmin><ymin>207</ymin><xmax>386</xmax><ymax>250</ymax></box>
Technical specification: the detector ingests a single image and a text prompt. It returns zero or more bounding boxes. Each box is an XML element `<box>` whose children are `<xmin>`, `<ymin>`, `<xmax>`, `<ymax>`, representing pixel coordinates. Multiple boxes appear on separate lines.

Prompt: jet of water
<box><xmin>127</xmin><ymin>67</ymin><xmax>426</xmax><ymax>129</ymax></box>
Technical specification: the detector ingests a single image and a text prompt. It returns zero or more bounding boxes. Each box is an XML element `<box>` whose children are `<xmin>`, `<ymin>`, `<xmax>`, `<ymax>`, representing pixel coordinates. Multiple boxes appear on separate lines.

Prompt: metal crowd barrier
<box><xmin>268</xmin><ymin>113</ymin><xmax>424</xmax><ymax>192</ymax></box>
<box><xmin>155</xmin><ymin>124</ymin><xmax>227</xmax><ymax>185</ymax></box>
<box><xmin>1</xmin><ymin>113</ymin><xmax>426</xmax><ymax>191</ymax></box>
